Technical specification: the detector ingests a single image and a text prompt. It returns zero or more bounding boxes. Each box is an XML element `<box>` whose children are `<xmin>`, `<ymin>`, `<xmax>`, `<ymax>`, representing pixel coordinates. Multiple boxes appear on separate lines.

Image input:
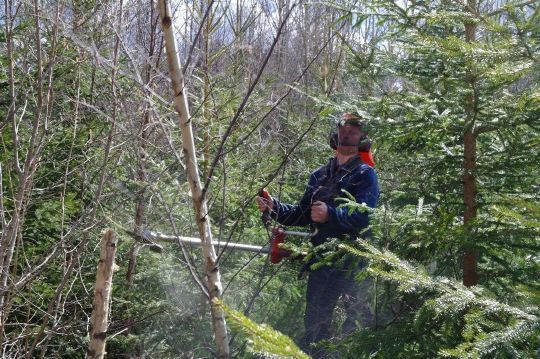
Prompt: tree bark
<box><xmin>202</xmin><ymin>0</ymin><xmax>212</xmax><ymax>180</ymax></box>
<box><xmin>87</xmin><ymin>229</ymin><xmax>118</xmax><ymax>359</ymax></box>
<box><xmin>463</xmin><ymin>0</ymin><xmax>479</xmax><ymax>287</ymax></box>
<box><xmin>157</xmin><ymin>1</ymin><xmax>229</xmax><ymax>357</ymax></box>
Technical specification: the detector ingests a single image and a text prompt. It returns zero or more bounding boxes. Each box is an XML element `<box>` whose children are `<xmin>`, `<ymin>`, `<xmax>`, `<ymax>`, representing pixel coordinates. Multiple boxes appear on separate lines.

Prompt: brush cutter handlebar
<box><xmin>258</xmin><ymin>188</ymin><xmax>272</xmax><ymax>228</ymax></box>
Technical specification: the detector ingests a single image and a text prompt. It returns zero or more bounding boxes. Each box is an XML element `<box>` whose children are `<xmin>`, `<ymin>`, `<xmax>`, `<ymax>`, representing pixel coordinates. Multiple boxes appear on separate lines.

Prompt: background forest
<box><xmin>1</xmin><ymin>0</ymin><xmax>539</xmax><ymax>357</ymax></box>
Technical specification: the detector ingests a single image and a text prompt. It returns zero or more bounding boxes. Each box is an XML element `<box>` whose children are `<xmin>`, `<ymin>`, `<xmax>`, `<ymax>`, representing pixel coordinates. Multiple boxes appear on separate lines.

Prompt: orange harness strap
<box><xmin>359</xmin><ymin>151</ymin><xmax>375</xmax><ymax>167</ymax></box>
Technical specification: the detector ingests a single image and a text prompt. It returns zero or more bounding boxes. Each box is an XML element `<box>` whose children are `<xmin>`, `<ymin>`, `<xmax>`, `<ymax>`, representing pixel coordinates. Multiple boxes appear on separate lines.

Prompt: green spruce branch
<box><xmin>339</xmin><ymin>240</ymin><xmax>539</xmax><ymax>357</ymax></box>
<box><xmin>216</xmin><ymin>300</ymin><xmax>309</xmax><ymax>359</ymax></box>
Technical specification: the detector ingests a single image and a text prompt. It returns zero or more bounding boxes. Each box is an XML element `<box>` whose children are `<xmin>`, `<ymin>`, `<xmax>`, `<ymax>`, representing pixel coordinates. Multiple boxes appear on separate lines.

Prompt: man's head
<box><xmin>336</xmin><ymin>112</ymin><xmax>368</xmax><ymax>155</ymax></box>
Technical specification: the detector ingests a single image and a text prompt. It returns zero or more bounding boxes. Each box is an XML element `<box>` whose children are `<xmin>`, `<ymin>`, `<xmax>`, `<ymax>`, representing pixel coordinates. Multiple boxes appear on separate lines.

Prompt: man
<box><xmin>256</xmin><ymin>112</ymin><xmax>379</xmax><ymax>356</ymax></box>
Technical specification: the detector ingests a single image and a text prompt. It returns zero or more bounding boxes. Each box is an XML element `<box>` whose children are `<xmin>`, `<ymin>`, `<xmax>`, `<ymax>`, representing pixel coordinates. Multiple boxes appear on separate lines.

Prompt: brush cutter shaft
<box><xmin>282</xmin><ymin>230</ymin><xmax>312</xmax><ymax>237</ymax></box>
<box><xmin>146</xmin><ymin>231</ymin><xmax>270</xmax><ymax>254</ymax></box>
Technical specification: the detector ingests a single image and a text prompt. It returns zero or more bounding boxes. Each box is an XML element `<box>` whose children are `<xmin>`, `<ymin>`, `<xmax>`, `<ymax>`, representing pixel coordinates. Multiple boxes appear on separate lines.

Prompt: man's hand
<box><xmin>256</xmin><ymin>194</ymin><xmax>274</xmax><ymax>213</ymax></box>
<box><xmin>311</xmin><ymin>201</ymin><xmax>329</xmax><ymax>223</ymax></box>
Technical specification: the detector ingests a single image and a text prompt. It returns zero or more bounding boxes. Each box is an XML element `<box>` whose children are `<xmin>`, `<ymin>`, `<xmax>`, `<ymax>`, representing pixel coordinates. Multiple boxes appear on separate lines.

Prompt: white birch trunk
<box><xmin>87</xmin><ymin>229</ymin><xmax>118</xmax><ymax>359</ymax></box>
<box><xmin>157</xmin><ymin>1</ymin><xmax>229</xmax><ymax>357</ymax></box>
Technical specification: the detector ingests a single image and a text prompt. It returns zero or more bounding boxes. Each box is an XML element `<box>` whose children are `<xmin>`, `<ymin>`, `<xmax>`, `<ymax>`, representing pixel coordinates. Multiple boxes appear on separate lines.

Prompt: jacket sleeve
<box><xmin>325</xmin><ymin>166</ymin><xmax>379</xmax><ymax>233</ymax></box>
<box><xmin>270</xmin><ymin>173</ymin><xmax>317</xmax><ymax>227</ymax></box>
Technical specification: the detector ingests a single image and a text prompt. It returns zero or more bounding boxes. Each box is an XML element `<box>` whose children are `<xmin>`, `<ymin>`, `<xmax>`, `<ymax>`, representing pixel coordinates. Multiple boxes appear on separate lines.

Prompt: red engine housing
<box><xmin>270</xmin><ymin>228</ymin><xmax>291</xmax><ymax>264</ymax></box>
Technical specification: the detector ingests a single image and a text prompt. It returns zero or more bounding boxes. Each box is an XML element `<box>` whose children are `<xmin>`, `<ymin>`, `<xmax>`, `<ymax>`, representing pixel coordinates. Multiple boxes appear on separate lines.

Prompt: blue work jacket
<box><xmin>271</xmin><ymin>156</ymin><xmax>379</xmax><ymax>246</ymax></box>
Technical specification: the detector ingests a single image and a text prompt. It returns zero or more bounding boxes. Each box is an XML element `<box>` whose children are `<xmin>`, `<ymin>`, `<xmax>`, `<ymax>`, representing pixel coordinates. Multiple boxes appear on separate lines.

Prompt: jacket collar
<box><xmin>327</xmin><ymin>155</ymin><xmax>362</xmax><ymax>177</ymax></box>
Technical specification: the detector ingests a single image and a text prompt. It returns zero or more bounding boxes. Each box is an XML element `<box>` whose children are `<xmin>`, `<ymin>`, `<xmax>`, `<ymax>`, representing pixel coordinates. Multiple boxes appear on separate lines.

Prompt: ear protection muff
<box><xmin>358</xmin><ymin>134</ymin><xmax>371</xmax><ymax>152</ymax></box>
<box><xmin>328</xmin><ymin>132</ymin><xmax>371</xmax><ymax>151</ymax></box>
<box><xmin>329</xmin><ymin>132</ymin><xmax>338</xmax><ymax>150</ymax></box>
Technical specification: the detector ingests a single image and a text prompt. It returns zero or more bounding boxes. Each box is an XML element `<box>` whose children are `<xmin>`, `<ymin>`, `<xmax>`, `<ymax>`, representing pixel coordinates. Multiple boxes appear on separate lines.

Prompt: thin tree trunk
<box><xmin>128</xmin><ymin>102</ymin><xmax>151</xmax><ymax>285</ymax></box>
<box><xmin>3</xmin><ymin>0</ymin><xmax>16</xmax><ymax>134</ymax></box>
<box><xmin>463</xmin><ymin>0</ymin><xmax>479</xmax><ymax>287</ymax></box>
<box><xmin>87</xmin><ymin>229</ymin><xmax>118</xmax><ymax>359</ymax></box>
<box><xmin>157</xmin><ymin>1</ymin><xmax>229</xmax><ymax>357</ymax></box>
<box><xmin>202</xmin><ymin>0</ymin><xmax>212</xmax><ymax>180</ymax></box>
<box><xmin>127</xmin><ymin>0</ymin><xmax>159</xmax><ymax>284</ymax></box>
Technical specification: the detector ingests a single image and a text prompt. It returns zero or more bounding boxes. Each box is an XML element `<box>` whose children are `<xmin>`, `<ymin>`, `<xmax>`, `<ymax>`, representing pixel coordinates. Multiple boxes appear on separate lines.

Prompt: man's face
<box><xmin>337</xmin><ymin>124</ymin><xmax>363</xmax><ymax>148</ymax></box>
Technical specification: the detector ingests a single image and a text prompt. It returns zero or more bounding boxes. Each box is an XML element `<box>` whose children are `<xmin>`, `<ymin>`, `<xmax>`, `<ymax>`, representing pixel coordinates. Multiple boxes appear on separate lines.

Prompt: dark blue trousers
<box><xmin>299</xmin><ymin>264</ymin><xmax>369</xmax><ymax>356</ymax></box>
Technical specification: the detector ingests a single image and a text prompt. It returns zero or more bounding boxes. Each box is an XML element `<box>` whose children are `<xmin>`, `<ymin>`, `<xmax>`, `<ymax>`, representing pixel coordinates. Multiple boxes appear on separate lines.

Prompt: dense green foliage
<box><xmin>222</xmin><ymin>1</ymin><xmax>540</xmax><ymax>358</ymax></box>
<box><xmin>1</xmin><ymin>0</ymin><xmax>538</xmax><ymax>357</ymax></box>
